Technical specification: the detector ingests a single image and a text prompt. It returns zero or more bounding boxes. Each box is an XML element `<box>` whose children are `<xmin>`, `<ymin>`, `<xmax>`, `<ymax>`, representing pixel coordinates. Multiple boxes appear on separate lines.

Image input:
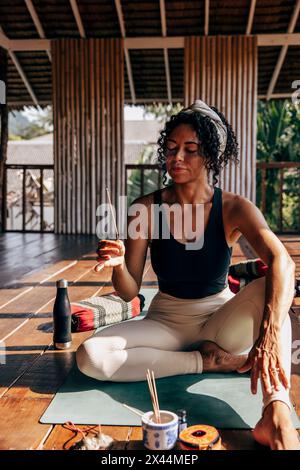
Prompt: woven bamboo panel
<box><xmin>184</xmin><ymin>36</ymin><xmax>257</xmax><ymax>202</ymax></box>
<box><xmin>52</xmin><ymin>38</ymin><xmax>124</xmax><ymax>234</ymax></box>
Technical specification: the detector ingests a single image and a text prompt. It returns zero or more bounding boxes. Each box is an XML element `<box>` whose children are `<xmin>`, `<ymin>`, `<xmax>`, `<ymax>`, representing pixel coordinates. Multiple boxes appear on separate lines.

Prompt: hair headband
<box><xmin>182</xmin><ymin>99</ymin><xmax>228</xmax><ymax>157</ymax></box>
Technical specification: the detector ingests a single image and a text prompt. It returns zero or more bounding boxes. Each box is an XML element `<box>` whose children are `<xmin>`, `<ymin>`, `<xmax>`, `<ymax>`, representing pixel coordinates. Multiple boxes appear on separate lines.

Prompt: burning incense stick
<box><xmin>94</xmin><ymin>187</ymin><xmax>119</xmax><ymax>272</ymax></box>
<box><xmin>105</xmin><ymin>187</ymin><xmax>119</xmax><ymax>240</ymax></box>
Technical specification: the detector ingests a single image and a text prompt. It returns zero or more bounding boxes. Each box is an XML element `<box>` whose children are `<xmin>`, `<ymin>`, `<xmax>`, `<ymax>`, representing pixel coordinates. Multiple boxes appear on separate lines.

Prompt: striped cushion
<box><xmin>71</xmin><ymin>292</ymin><xmax>145</xmax><ymax>332</ymax></box>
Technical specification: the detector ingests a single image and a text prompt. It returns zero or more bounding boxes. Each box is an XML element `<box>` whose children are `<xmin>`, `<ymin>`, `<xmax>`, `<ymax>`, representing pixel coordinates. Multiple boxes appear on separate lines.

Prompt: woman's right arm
<box><xmin>96</xmin><ymin>195</ymin><xmax>151</xmax><ymax>302</ymax></box>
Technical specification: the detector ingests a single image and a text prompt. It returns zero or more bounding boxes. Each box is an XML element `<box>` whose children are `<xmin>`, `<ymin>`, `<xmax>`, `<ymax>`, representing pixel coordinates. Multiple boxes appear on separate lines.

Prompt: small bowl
<box><xmin>141</xmin><ymin>410</ymin><xmax>178</xmax><ymax>450</ymax></box>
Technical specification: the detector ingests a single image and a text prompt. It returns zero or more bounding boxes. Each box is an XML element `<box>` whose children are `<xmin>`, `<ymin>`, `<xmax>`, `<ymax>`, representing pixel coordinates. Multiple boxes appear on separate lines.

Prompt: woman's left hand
<box><xmin>237</xmin><ymin>330</ymin><xmax>290</xmax><ymax>395</ymax></box>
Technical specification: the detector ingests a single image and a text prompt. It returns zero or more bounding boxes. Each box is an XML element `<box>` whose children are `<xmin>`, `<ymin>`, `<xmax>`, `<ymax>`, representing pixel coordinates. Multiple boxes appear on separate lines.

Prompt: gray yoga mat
<box><xmin>40</xmin><ymin>288</ymin><xmax>300</xmax><ymax>429</ymax></box>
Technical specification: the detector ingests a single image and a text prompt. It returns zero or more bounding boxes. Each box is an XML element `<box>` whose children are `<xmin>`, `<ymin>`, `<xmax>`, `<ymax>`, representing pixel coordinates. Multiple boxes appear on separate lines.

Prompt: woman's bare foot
<box><xmin>253</xmin><ymin>401</ymin><xmax>300</xmax><ymax>450</ymax></box>
<box><xmin>199</xmin><ymin>341</ymin><xmax>247</xmax><ymax>373</ymax></box>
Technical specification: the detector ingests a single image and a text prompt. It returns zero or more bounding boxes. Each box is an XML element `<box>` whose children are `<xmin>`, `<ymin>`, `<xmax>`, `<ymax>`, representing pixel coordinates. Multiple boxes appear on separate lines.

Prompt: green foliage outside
<box><xmin>126</xmin><ymin>144</ymin><xmax>167</xmax><ymax>206</ymax></box>
<box><xmin>257</xmin><ymin>100</ymin><xmax>300</xmax><ymax>232</ymax></box>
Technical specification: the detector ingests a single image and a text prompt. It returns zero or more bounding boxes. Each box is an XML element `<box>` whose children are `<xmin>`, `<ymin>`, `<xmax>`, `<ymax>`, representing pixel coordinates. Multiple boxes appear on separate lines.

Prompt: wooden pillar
<box><xmin>0</xmin><ymin>47</ymin><xmax>8</xmax><ymax>233</ymax></box>
<box><xmin>52</xmin><ymin>38</ymin><xmax>124</xmax><ymax>234</ymax></box>
<box><xmin>184</xmin><ymin>36</ymin><xmax>258</xmax><ymax>203</ymax></box>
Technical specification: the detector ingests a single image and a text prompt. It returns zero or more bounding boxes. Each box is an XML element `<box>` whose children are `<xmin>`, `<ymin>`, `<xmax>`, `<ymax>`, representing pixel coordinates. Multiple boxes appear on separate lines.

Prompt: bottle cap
<box><xmin>177</xmin><ymin>409</ymin><xmax>187</xmax><ymax>418</ymax></box>
<box><xmin>57</xmin><ymin>279</ymin><xmax>68</xmax><ymax>288</ymax></box>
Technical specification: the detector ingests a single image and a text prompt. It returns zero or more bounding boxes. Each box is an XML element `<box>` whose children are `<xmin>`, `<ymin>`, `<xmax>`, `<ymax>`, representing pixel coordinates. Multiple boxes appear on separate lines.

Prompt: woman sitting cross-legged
<box><xmin>76</xmin><ymin>100</ymin><xmax>300</xmax><ymax>450</ymax></box>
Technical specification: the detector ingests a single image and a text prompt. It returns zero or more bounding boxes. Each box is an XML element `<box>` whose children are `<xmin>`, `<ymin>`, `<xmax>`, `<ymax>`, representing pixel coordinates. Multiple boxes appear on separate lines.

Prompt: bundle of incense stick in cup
<box><xmin>146</xmin><ymin>369</ymin><xmax>161</xmax><ymax>424</ymax></box>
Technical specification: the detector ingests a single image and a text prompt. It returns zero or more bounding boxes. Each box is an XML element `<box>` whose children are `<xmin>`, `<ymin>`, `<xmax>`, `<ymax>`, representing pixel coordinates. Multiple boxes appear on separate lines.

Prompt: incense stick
<box><xmin>146</xmin><ymin>369</ymin><xmax>161</xmax><ymax>423</ymax></box>
<box><xmin>122</xmin><ymin>403</ymin><xmax>144</xmax><ymax>417</ymax></box>
<box><xmin>94</xmin><ymin>187</ymin><xmax>119</xmax><ymax>272</ymax></box>
<box><xmin>105</xmin><ymin>187</ymin><xmax>119</xmax><ymax>240</ymax></box>
<box><xmin>151</xmin><ymin>370</ymin><xmax>160</xmax><ymax>421</ymax></box>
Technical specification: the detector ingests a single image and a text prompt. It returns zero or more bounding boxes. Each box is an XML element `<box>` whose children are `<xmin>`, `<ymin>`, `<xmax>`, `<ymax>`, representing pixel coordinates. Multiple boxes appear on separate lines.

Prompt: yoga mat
<box><xmin>40</xmin><ymin>288</ymin><xmax>300</xmax><ymax>429</ymax></box>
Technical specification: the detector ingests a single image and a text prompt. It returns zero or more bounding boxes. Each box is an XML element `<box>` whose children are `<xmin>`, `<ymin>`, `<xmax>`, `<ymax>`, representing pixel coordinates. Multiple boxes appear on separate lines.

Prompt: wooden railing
<box><xmin>256</xmin><ymin>161</ymin><xmax>300</xmax><ymax>234</ymax></box>
<box><xmin>4</xmin><ymin>164</ymin><xmax>54</xmax><ymax>232</ymax></box>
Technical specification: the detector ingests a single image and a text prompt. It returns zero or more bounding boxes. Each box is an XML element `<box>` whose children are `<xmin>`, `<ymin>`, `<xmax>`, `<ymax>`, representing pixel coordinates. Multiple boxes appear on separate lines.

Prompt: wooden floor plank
<box><xmin>43</xmin><ymin>425</ymin><xmax>131</xmax><ymax>450</ymax></box>
<box><xmin>0</xmin><ymin>260</ymin><xmax>98</xmax><ymax>342</ymax></box>
<box><xmin>0</xmin><ymin>260</ymin><xmax>77</xmax><ymax>310</ymax></box>
<box><xmin>0</xmin><ymin>397</ymin><xmax>52</xmax><ymax>450</ymax></box>
<box><xmin>0</xmin><ymin>233</ymin><xmax>97</xmax><ymax>288</ymax></box>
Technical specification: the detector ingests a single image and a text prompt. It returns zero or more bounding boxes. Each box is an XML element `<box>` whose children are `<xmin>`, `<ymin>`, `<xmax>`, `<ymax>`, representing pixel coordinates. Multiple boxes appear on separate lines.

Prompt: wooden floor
<box><xmin>0</xmin><ymin>234</ymin><xmax>299</xmax><ymax>450</ymax></box>
<box><xmin>0</xmin><ymin>233</ymin><xmax>98</xmax><ymax>288</ymax></box>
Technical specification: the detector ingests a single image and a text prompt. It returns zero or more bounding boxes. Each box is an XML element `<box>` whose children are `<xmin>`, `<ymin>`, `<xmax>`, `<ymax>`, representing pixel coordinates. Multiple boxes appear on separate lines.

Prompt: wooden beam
<box><xmin>258</xmin><ymin>93</ymin><xmax>294</xmax><ymax>100</ymax></box>
<box><xmin>246</xmin><ymin>0</ymin><xmax>257</xmax><ymax>35</ymax></box>
<box><xmin>7</xmin><ymin>93</ymin><xmax>292</xmax><ymax>103</ymax></box>
<box><xmin>7</xmin><ymin>100</ymin><xmax>50</xmax><ymax>106</ymax></box>
<box><xmin>204</xmin><ymin>0</ymin><xmax>209</xmax><ymax>36</ymax></box>
<box><xmin>160</xmin><ymin>0</ymin><xmax>172</xmax><ymax>103</ymax></box>
<box><xmin>2</xmin><ymin>34</ymin><xmax>300</xmax><ymax>52</ymax></box>
<box><xmin>69</xmin><ymin>0</ymin><xmax>86</xmax><ymax>38</ymax></box>
<box><xmin>256</xmin><ymin>33</ymin><xmax>300</xmax><ymax>46</ymax></box>
<box><xmin>9</xmin><ymin>39</ymin><xmax>51</xmax><ymax>51</ymax></box>
<box><xmin>125</xmin><ymin>36</ymin><xmax>185</xmax><ymax>49</ymax></box>
<box><xmin>266</xmin><ymin>0</ymin><xmax>300</xmax><ymax>100</ymax></box>
<box><xmin>9</xmin><ymin>50</ymin><xmax>38</xmax><ymax>105</ymax></box>
<box><xmin>126</xmin><ymin>98</ymin><xmax>182</xmax><ymax>103</ymax></box>
<box><xmin>115</xmin><ymin>0</ymin><xmax>136</xmax><ymax>104</ymax></box>
<box><xmin>24</xmin><ymin>0</ymin><xmax>51</xmax><ymax>61</ymax></box>
<box><xmin>0</xmin><ymin>27</ymin><xmax>38</xmax><ymax>105</ymax></box>
<box><xmin>0</xmin><ymin>30</ymin><xmax>10</xmax><ymax>49</ymax></box>
<box><xmin>160</xmin><ymin>0</ymin><xmax>167</xmax><ymax>36</ymax></box>
<box><xmin>114</xmin><ymin>0</ymin><xmax>126</xmax><ymax>38</ymax></box>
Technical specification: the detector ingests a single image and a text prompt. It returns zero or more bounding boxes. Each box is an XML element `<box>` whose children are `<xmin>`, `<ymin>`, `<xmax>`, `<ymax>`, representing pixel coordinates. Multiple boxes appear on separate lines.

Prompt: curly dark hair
<box><xmin>156</xmin><ymin>105</ymin><xmax>239</xmax><ymax>186</ymax></box>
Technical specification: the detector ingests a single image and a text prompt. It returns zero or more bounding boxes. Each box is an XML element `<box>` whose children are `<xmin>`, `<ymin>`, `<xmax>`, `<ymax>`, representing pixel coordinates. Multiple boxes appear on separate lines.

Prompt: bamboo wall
<box><xmin>52</xmin><ymin>38</ymin><xmax>124</xmax><ymax>234</ymax></box>
<box><xmin>184</xmin><ymin>36</ymin><xmax>257</xmax><ymax>202</ymax></box>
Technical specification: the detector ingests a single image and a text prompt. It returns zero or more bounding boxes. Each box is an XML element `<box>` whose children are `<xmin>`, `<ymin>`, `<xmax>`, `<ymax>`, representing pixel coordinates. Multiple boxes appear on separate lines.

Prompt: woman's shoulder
<box><xmin>221</xmin><ymin>189</ymin><xmax>258</xmax><ymax>242</ymax></box>
<box><xmin>221</xmin><ymin>189</ymin><xmax>252</xmax><ymax>213</ymax></box>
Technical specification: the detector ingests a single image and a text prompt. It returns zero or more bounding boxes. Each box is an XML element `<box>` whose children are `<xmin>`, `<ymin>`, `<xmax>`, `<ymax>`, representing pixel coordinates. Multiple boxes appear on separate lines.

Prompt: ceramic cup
<box><xmin>141</xmin><ymin>410</ymin><xmax>179</xmax><ymax>450</ymax></box>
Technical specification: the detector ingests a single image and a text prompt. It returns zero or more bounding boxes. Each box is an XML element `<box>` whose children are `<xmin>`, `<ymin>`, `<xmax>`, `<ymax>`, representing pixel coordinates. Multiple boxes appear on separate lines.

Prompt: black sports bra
<box><xmin>149</xmin><ymin>186</ymin><xmax>232</xmax><ymax>299</ymax></box>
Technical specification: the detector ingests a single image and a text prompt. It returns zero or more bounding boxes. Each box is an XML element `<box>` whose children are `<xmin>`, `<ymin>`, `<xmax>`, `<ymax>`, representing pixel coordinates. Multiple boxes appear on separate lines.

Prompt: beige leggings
<box><xmin>76</xmin><ymin>277</ymin><xmax>292</xmax><ymax>412</ymax></box>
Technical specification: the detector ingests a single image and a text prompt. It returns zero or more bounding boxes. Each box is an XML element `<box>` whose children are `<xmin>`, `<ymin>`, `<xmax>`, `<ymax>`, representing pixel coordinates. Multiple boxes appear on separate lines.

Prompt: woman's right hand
<box><xmin>94</xmin><ymin>239</ymin><xmax>125</xmax><ymax>272</ymax></box>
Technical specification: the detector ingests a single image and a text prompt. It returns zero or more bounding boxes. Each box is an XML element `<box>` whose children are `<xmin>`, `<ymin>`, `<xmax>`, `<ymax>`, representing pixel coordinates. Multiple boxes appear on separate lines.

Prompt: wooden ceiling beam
<box><xmin>204</xmin><ymin>0</ymin><xmax>209</xmax><ymax>36</ymax></box>
<box><xmin>0</xmin><ymin>26</ymin><xmax>38</xmax><ymax>105</ymax></box>
<box><xmin>266</xmin><ymin>0</ymin><xmax>300</xmax><ymax>100</ymax></box>
<box><xmin>246</xmin><ymin>0</ymin><xmax>257</xmax><ymax>35</ymax></box>
<box><xmin>115</xmin><ymin>0</ymin><xmax>136</xmax><ymax>104</ymax></box>
<box><xmin>160</xmin><ymin>0</ymin><xmax>172</xmax><ymax>104</ymax></box>
<box><xmin>0</xmin><ymin>28</ymin><xmax>10</xmax><ymax>49</ymax></box>
<box><xmin>2</xmin><ymin>34</ymin><xmax>300</xmax><ymax>51</ymax></box>
<box><xmin>258</xmin><ymin>93</ymin><xmax>294</xmax><ymax>99</ymax></box>
<box><xmin>24</xmin><ymin>0</ymin><xmax>51</xmax><ymax>61</ymax></box>
<box><xmin>69</xmin><ymin>0</ymin><xmax>86</xmax><ymax>38</ymax></box>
